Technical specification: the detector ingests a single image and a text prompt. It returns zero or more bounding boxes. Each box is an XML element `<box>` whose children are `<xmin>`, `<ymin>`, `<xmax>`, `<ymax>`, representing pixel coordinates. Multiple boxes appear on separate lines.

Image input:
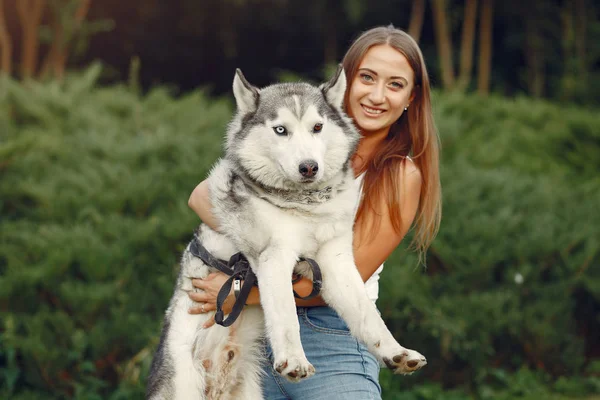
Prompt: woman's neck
<box><xmin>352</xmin><ymin>128</ymin><xmax>389</xmax><ymax>176</ymax></box>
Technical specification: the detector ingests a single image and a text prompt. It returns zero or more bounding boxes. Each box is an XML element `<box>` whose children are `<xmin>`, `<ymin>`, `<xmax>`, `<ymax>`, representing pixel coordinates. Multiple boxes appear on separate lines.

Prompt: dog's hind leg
<box><xmin>204</xmin><ymin>333</ymin><xmax>241</xmax><ymax>399</ymax></box>
<box><xmin>229</xmin><ymin>373</ymin><xmax>264</xmax><ymax>400</ymax></box>
<box><xmin>153</xmin><ymin>246</ymin><xmax>215</xmax><ymax>399</ymax></box>
<box><xmin>228</xmin><ymin>307</ymin><xmax>266</xmax><ymax>400</ymax></box>
<box><xmin>316</xmin><ymin>234</ymin><xmax>427</xmax><ymax>375</ymax></box>
<box><xmin>165</xmin><ymin>295</ymin><xmax>208</xmax><ymax>400</ymax></box>
<box><xmin>203</xmin><ymin>308</ymin><xmax>265</xmax><ymax>399</ymax></box>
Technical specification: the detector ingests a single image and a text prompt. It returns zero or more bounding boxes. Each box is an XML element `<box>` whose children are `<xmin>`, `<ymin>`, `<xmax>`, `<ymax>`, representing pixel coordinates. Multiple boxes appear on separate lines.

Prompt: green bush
<box><xmin>378</xmin><ymin>92</ymin><xmax>600</xmax><ymax>398</ymax></box>
<box><xmin>0</xmin><ymin>67</ymin><xmax>598</xmax><ymax>399</ymax></box>
<box><xmin>0</xmin><ymin>66</ymin><xmax>229</xmax><ymax>398</ymax></box>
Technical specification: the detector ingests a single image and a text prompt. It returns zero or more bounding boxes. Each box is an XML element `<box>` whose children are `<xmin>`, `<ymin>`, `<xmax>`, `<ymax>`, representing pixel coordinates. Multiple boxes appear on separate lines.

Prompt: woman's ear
<box><xmin>409</xmin><ymin>89</ymin><xmax>416</xmax><ymax>104</ymax></box>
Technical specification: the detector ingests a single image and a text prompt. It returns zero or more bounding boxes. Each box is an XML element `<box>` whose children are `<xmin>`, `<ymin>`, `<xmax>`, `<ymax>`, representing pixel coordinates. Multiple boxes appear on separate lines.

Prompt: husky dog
<box><xmin>147</xmin><ymin>67</ymin><xmax>427</xmax><ymax>400</ymax></box>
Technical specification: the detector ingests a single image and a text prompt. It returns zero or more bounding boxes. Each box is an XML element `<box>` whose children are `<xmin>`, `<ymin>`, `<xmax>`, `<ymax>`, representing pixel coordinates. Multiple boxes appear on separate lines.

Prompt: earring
<box><xmin>404</xmin><ymin>105</ymin><xmax>409</xmax><ymax>111</ymax></box>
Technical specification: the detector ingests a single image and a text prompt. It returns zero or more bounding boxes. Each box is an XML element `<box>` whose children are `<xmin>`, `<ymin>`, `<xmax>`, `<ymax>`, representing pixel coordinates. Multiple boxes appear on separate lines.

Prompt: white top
<box><xmin>365</xmin><ymin>265</ymin><xmax>384</xmax><ymax>302</ymax></box>
<box><xmin>355</xmin><ymin>174</ymin><xmax>383</xmax><ymax>302</ymax></box>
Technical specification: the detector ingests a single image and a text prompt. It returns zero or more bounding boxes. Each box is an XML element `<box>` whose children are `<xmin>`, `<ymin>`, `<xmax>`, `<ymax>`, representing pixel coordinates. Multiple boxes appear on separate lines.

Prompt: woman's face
<box><xmin>347</xmin><ymin>44</ymin><xmax>415</xmax><ymax>137</ymax></box>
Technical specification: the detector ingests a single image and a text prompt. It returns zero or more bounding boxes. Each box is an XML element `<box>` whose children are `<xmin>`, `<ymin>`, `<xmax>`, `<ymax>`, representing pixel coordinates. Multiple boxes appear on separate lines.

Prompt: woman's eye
<box><xmin>360</xmin><ymin>74</ymin><xmax>374</xmax><ymax>82</ymax></box>
<box><xmin>273</xmin><ymin>126</ymin><xmax>288</xmax><ymax>136</ymax></box>
<box><xmin>313</xmin><ymin>123</ymin><xmax>323</xmax><ymax>133</ymax></box>
<box><xmin>390</xmin><ymin>82</ymin><xmax>404</xmax><ymax>89</ymax></box>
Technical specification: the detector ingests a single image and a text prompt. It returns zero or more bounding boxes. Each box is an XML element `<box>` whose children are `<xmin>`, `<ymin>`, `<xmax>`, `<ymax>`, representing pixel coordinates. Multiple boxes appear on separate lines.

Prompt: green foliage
<box><xmin>380</xmin><ymin>368</ymin><xmax>600</xmax><ymax>400</ymax></box>
<box><xmin>1</xmin><ymin>68</ymin><xmax>599</xmax><ymax>398</ymax></box>
<box><xmin>378</xmin><ymin>91</ymin><xmax>600</xmax><ymax>397</ymax></box>
<box><xmin>0</xmin><ymin>66</ymin><xmax>230</xmax><ymax>398</ymax></box>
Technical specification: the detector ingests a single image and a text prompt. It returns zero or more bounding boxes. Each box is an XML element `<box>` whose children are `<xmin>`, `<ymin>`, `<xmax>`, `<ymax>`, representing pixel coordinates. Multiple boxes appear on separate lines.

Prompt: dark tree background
<box><xmin>2</xmin><ymin>0</ymin><xmax>598</xmax><ymax>103</ymax></box>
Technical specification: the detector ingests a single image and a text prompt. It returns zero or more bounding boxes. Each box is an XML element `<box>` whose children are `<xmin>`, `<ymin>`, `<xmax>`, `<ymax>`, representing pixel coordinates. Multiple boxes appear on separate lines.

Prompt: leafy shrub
<box><xmin>0</xmin><ymin>68</ymin><xmax>599</xmax><ymax>398</ymax></box>
<box><xmin>0</xmin><ymin>66</ymin><xmax>229</xmax><ymax>398</ymax></box>
<box><xmin>379</xmin><ymin>92</ymin><xmax>600</xmax><ymax>398</ymax></box>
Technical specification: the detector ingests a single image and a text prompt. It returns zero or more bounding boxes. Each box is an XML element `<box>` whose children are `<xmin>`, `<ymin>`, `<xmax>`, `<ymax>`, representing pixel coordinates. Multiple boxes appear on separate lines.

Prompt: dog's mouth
<box><xmin>300</xmin><ymin>177</ymin><xmax>317</xmax><ymax>183</ymax></box>
<box><xmin>276</xmin><ymin>163</ymin><xmax>320</xmax><ymax>185</ymax></box>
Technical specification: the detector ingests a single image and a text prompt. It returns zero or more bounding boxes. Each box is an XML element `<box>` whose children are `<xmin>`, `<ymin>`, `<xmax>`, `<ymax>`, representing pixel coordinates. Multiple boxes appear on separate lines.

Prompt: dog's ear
<box><xmin>233</xmin><ymin>69</ymin><xmax>259</xmax><ymax>114</ymax></box>
<box><xmin>320</xmin><ymin>65</ymin><xmax>346</xmax><ymax>110</ymax></box>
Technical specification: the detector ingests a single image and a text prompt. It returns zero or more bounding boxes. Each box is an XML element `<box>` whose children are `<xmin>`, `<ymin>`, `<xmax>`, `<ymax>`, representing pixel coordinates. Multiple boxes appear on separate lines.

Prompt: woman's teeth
<box><xmin>362</xmin><ymin>105</ymin><xmax>383</xmax><ymax>114</ymax></box>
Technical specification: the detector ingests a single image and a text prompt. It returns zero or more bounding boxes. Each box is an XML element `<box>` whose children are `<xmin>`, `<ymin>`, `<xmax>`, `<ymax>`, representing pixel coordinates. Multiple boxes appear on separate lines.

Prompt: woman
<box><xmin>187</xmin><ymin>25</ymin><xmax>441</xmax><ymax>399</ymax></box>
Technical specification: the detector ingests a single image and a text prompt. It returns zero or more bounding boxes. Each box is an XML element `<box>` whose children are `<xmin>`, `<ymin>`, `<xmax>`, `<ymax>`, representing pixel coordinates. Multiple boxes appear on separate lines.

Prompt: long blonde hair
<box><xmin>342</xmin><ymin>25</ymin><xmax>441</xmax><ymax>256</ymax></box>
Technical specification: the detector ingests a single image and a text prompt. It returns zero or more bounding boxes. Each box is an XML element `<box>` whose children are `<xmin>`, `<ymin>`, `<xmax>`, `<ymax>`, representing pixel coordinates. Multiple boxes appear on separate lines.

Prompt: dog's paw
<box><xmin>274</xmin><ymin>355</ymin><xmax>315</xmax><ymax>382</ymax></box>
<box><xmin>383</xmin><ymin>348</ymin><xmax>427</xmax><ymax>375</ymax></box>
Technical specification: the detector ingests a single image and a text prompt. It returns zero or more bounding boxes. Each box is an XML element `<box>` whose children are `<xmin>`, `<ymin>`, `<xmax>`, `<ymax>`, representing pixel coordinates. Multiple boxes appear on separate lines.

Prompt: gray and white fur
<box><xmin>146</xmin><ymin>66</ymin><xmax>427</xmax><ymax>400</ymax></box>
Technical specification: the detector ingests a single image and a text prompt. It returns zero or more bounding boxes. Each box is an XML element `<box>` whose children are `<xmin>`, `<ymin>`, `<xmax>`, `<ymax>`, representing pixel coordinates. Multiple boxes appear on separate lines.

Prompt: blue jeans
<box><xmin>261</xmin><ymin>306</ymin><xmax>382</xmax><ymax>399</ymax></box>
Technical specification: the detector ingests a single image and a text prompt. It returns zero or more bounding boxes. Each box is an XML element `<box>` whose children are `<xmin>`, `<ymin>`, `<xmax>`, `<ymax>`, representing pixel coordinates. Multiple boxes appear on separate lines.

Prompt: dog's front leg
<box><xmin>316</xmin><ymin>234</ymin><xmax>427</xmax><ymax>375</ymax></box>
<box><xmin>252</xmin><ymin>247</ymin><xmax>315</xmax><ymax>382</ymax></box>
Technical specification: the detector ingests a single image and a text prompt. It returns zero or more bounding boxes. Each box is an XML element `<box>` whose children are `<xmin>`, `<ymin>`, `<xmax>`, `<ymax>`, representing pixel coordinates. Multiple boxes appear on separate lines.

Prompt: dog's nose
<box><xmin>299</xmin><ymin>160</ymin><xmax>319</xmax><ymax>178</ymax></box>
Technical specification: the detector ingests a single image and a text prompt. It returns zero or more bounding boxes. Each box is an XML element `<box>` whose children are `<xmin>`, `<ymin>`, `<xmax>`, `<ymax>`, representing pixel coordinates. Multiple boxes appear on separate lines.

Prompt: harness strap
<box><xmin>293</xmin><ymin>257</ymin><xmax>322</xmax><ymax>301</ymax></box>
<box><xmin>213</xmin><ymin>252</ymin><xmax>257</xmax><ymax>327</ymax></box>
<box><xmin>189</xmin><ymin>239</ymin><xmax>256</xmax><ymax>327</ymax></box>
<box><xmin>189</xmin><ymin>236</ymin><xmax>322</xmax><ymax>326</ymax></box>
<box><xmin>189</xmin><ymin>239</ymin><xmax>230</xmax><ymax>276</ymax></box>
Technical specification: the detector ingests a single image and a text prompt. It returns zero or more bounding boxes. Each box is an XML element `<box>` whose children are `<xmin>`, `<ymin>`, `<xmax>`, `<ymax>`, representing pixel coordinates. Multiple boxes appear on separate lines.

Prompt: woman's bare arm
<box><xmin>188</xmin><ymin>179</ymin><xmax>221</xmax><ymax>231</ymax></box>
<box><xmin>352</xmin><ymin>160</ymin><xmax>422</xmax><ymax>282</ymax></box>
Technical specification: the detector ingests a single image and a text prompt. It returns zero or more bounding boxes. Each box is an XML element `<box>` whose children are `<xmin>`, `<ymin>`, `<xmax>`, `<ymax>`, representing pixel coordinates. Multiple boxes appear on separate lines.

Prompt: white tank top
<box><xmin>355</xmin><ymin>174</ymin><xmax>383</xmax><ymax>303</ymax></box>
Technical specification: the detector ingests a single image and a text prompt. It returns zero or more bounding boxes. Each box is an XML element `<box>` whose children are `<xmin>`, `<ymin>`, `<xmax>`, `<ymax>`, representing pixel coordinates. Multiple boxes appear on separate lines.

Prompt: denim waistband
<box><xmin>296</xmin><ymin>305</ymin><xmax>380</xmax><ymax>317</ymax></box>
<box><xmin>296</xmin><ymin>306</ymin><xmax>334</xmax><ymax>316</ymax></box>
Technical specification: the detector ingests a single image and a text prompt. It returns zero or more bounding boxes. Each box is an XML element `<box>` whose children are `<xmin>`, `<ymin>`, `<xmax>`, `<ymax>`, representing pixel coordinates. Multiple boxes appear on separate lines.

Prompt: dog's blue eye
<box><xmin>274</xmin><ymin>126</ymin><xmax>287</xmax><ymax>135</ymax></box>
<box><xmin>273</xmin><ymin>126</ymin><xmax>287</xmax><ymax>136</ymax></box>
<box><xmin>313</xmin><ymin>123</ymin><xmax>323</xmax><ymax>133</ymax></box>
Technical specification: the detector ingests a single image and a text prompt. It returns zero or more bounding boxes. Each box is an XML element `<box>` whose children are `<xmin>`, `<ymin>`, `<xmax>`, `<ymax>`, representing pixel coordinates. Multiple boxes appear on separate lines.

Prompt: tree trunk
<box><xmin>477</xmin><ymin>0</ymin><xmax>493</xmax><ymax>95</ymax></box>
<box><xmin>321</xmin><ymin>0</ymin><xmax>337</xmax><ymax>65</ymax></box>
<box><xmin>55</xmin><ymin>0</ymin><xmax>91</xmax><ymax>79</ymax></box>
<box><xmin>408</xmin><ymin>0</ymin><xmax>426</xmax><ymax>43</ymax></box>
<box><xmin>574</xmin><ymin>0</ymin><xmax>587</xmax><ymax>81</ymax></box>
<box><xmin>40</xmin><ymin>0</ymin><xmax>91</xmax><ymax>80</ymax></box>
<box><xmin>457</xmin><ymin>0</ymin><xmax>478</xmax><ymax>91</ymax></box>
<box><xmin>525</xmin><ymin>9</ymin><xmax>544</xmax><ymax>97</ymax></box>
<box><xmin>431</xmin><ymin>0</ymin><xmax>455</xmax><ymax>89</ymax></box>
<box><xmin>323</xmin><ymin>15</ymin><xmax>337</xmax><ymax>65</ymax></box>
<box><xmin>0</xmin><ymin>0</ymin><xmax>12</xmax><ymax>75</ymax></box>
<box><xmin>560</xmin><ymin>0</ymin><xmax>576</xmax><ymax>99</ymax></box>
<box><xmin>39</xmin><ymin>22</ymin><xmax>62</xmax><ymax>79</ymax></box>
<box><xmin>17</xmin><ymin>0</ymin><xmax>46</xmax><ymax>79</ymax></box>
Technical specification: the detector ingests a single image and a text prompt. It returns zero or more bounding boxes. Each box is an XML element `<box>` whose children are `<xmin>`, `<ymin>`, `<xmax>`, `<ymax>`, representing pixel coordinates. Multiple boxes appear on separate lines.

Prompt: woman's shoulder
<box><xmin>400</xmin><ymin>156</ymin><xmax>422</xmax><ymax>182</ymax></box>
<box><xmin>374</xmin><ymin>156</ymin><xmax>422</xmax><ymax>201</ymax></box>
<box><xmin>391</xmin><ymin>157</ymin><xmax>422</xmax><ymax>202</ymax></box>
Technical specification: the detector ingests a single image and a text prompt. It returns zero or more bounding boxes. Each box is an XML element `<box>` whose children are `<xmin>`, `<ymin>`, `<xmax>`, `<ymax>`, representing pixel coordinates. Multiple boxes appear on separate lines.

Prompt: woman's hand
<box><xmin>188</xmin><ymin>272</ymin><xmax>234</xmax><ymax>328</ymax></box>
<box><xmin>188</xmin><ymin>271</ymin><xmax>325</xmax><ymax>328</ymax></box>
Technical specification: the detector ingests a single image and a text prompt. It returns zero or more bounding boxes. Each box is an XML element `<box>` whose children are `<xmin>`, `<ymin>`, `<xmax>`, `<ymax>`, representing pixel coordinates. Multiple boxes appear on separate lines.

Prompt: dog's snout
<box><xmin>299</xmin><ymin>160</ymin><xmax>319</xmax><ymax>178</ymax></box>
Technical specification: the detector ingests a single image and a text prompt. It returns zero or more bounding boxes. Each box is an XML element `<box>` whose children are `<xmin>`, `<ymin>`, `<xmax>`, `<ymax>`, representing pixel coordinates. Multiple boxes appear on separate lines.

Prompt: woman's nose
<box><xmin>367</xmin><ymin>84</ymin><xmax>385</xmax><ymax>104</ymax></box>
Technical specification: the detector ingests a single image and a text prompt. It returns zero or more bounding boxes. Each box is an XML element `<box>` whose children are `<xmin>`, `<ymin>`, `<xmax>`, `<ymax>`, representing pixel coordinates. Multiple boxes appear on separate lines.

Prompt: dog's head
<box><xmin>226</xmin><ymin>67</ymin><xmax>360</xmax><ymax>190</ymax></box>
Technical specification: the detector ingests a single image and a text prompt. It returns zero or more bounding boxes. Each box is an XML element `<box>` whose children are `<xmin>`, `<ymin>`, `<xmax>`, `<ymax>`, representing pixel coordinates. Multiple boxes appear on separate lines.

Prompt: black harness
<box><xmin>189</xmin><ymin>237</ymin><xmax>322</xmax><ymax>327</ymax></box>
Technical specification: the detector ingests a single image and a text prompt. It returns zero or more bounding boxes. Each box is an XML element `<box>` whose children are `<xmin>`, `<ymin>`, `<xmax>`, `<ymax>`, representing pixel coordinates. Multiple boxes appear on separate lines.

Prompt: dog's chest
<box><xmin>269</xmin><ymin>214</ymin><xmax>348</xmax><ymax>257</ymax></box>
<box><xmin>312</xmin><ymin>219</ymin><xmax>349</xmax><ymax>243</ymax></box>
<box><xmin>250</xmin><ymin>192</ymin><xmax>355</xmax><ymax>252</ymax></box>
